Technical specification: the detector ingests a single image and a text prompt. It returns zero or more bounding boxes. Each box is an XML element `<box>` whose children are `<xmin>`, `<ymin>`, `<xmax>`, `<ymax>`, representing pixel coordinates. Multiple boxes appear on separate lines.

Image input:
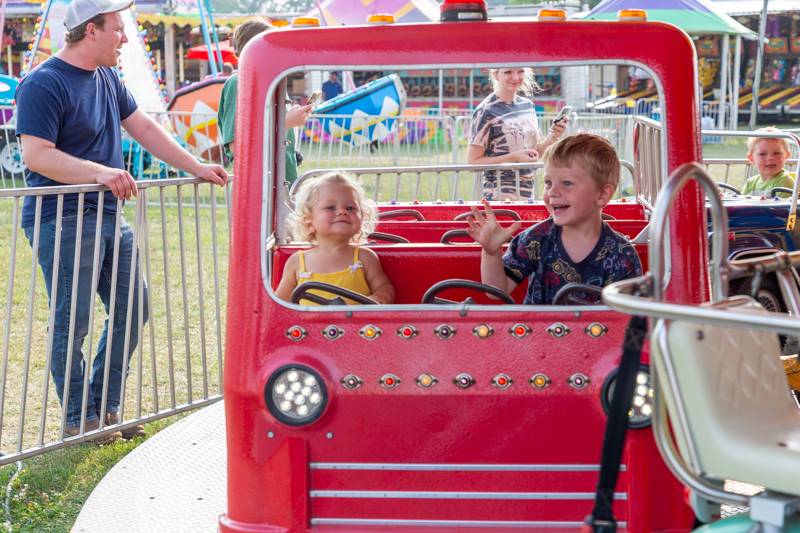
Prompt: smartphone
<box><xmin>554</xmin><ymin>105</ymin><xmax>573</xmax><ymax>124</ymax></box>
<box><xmin>307</xmin><ymin>90</ymin><xmax>323</xmax><ymax>107</ymax></box>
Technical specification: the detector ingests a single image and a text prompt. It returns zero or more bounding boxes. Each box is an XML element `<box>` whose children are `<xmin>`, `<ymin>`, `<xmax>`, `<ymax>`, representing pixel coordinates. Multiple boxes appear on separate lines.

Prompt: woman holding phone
<box><xmin>467</xmin><ymin>67</ymin><xmax>568</xmax><ymax>200</ymax></box>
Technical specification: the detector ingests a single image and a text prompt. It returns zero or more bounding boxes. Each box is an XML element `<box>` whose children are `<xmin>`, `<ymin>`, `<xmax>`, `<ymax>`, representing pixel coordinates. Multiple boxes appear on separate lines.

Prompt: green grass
<box><xmin>0</xmin><ymin>416</ymin><xmax>178</xmax><ymax>532</ymax></box>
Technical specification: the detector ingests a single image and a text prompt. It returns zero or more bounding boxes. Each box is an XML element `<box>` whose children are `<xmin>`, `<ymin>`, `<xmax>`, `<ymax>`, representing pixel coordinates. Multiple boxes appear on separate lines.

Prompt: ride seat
<box><xmin>652</xmin><ymin>296</ymin><xmax>800</xmax><ymax>497</ymax></box>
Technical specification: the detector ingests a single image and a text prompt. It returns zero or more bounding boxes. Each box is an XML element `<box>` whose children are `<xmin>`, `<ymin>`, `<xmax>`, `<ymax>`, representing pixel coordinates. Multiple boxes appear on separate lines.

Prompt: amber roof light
<box><xmin>538</xmin><ymin>9</ymin><xmax>566</xmax><ymax>21</ymax></box>
<box><xmin>292</xmin><ymin>16</ymin><xmax>321</xmax><ymax>27</ymax></box>
<box><xmin>367</xmin><ymin>13</ymin><xmax>396</xmax><ymax>24</ymax></box>
<box><xmin>618</xmin><ymin>9</ymin><xmax>647</xmax><ymax>21</ymax></box>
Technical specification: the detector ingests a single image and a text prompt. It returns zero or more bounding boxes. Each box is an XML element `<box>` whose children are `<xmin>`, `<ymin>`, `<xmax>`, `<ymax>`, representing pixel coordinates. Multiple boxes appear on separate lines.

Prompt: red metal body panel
<box><xmin>223</xmin><ymin>19</ymin><xmax>702</xmax><ymax>532</ymax></box>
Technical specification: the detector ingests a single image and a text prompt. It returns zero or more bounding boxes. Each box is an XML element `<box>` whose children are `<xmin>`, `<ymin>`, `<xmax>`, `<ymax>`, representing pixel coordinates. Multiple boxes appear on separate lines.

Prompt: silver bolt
<box><xmin>267</xmin><ymin>431</ymin><xmax>274</xmax><ymax>438</ymax></box>
<box><xmin>326</xmin><ymin>432</ymin><xmax>334</xmax><ymax>439</ymax></box>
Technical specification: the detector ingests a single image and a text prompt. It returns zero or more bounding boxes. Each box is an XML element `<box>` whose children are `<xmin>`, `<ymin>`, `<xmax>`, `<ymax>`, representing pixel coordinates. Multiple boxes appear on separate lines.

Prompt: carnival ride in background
<box><xmin>0</xmin><ymin>74</ymin><xmax>23</xmax><ymax>177</ymax></box>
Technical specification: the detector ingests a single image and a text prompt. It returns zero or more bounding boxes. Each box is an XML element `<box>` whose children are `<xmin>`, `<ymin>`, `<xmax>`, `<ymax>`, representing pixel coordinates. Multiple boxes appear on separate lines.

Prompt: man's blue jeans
<box><xmin>24</xmin><ymin>208</ymin><xmax>149</xmax><ymax>427</ymax></box>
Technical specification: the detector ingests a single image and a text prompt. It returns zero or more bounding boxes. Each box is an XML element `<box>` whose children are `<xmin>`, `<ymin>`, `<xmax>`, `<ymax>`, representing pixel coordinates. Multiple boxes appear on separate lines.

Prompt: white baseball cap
<box><xmin>64</xmin><ymin>0</ymin><xmax>134</xmax><ymax>31</ymax></box>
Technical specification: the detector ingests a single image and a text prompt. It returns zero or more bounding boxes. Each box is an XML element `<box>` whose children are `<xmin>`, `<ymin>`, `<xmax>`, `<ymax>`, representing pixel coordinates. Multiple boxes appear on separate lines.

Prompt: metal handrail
<box><xmin>0</xmin><ymin>176</ymin><xmax>220</xmax><ymax>198</ymax></box>
<box><xmin>648</xmin><ymin>163</ymin><xmax>729</xmax><ymax>303</ymax></box>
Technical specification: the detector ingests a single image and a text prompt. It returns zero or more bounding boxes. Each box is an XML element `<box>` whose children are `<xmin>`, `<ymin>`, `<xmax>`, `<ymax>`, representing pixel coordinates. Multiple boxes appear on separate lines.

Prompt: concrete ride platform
<box><xmin>73</xmin><ymin>401</ymin><xmax>226</xmax><ymax>533</ymax></box>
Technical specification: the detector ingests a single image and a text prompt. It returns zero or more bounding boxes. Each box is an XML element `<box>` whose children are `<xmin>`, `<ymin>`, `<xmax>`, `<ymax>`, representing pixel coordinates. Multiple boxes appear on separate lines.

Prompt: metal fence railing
<box><xmin>0</xmin><ymin>177</ymin><xmax>230</xmax><ymax>464</ymax></box>
<box><xmin>290</xmin><ymin>160</ymin><xmax>636</xmax><ymax>205</ymax></box>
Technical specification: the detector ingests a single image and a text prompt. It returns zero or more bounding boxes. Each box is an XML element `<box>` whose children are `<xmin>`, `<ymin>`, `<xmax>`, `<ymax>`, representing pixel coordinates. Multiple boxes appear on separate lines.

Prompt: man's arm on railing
<box><xmin>19</xmin><ymin>134</ymin><xmax>138</xmax><ymax>200</ymax></box>
<box><xmin>121</xmin><ymin>109</ymin><xmax>228</xmax><ymax>186</ymax></box>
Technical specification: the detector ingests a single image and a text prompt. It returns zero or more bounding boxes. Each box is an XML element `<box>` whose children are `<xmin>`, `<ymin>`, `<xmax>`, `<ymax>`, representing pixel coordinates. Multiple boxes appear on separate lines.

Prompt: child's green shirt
<box><xmin>741</xmin><ymin>169</ymin><xmax>795</xmax><ymax>198</ymax></box>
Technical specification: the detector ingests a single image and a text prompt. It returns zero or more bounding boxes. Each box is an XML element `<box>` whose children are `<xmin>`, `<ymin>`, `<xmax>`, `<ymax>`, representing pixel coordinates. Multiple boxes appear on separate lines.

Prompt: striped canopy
<box><xmin>583</xmin><ymin>0</ymin><xmax>756</xmax><ymax>36</ymax></box>
<box><xmin>304</xmin><ymin>0</ymin><xmax>440</xmax><ymax>26</ymax></box>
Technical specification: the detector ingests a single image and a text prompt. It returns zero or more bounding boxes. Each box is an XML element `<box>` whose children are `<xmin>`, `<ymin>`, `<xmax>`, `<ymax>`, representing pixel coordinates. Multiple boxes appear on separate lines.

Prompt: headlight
<box><xmin>600</xmin><ymin>364</ymin><xmax>653</xmax><ymax>429</ymax></box>
<box><xmin>265</xmin><ymin>365</ymin><xmax>328</xmax><ymax>426</ymax></box>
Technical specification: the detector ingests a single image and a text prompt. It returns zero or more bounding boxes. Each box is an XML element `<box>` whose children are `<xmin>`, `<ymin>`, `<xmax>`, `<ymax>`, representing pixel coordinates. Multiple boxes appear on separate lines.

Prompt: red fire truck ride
<box><xmin>221</xmin><ymin>7</ymin><xmax>711</xmax><ymax>532</ymax></box>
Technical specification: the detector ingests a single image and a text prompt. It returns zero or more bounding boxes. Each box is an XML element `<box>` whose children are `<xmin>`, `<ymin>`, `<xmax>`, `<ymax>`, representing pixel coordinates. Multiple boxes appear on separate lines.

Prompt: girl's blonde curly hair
<box><xmin>288</xmin><ymin>172</ymin><xmax>377</xmax><ymax>243</ymax></box>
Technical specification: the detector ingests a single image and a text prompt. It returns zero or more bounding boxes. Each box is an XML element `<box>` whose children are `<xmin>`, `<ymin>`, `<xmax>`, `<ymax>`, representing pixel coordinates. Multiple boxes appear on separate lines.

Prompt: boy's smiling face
<box><xmin>543</xmin><ymin>162</ymin><xmax>614</xmax><ymax>228</ymax></box>
<box><xmin>748</xmin><ymin>138</ymin><xmax>790</xmax><ymax>180</ymax></box>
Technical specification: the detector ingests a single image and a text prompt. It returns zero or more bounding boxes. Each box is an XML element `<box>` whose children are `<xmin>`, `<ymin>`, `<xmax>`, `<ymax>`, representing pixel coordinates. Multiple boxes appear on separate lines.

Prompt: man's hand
<box><xmin>192</xmin><ymin>163</ymin><xmax>229</xmax><ymax>186</ymax></box>
<box><xmin>286</xmin><ymin>104</ymin><xmax>313</xmax><ymax>129</ymax></box>
<box><xmin>465</xmin><ymin>200</ymin><xmax>522</xmax><ymax>255</ymax></box>
<box><xmin>96</xmin><ymin>168</ymin><xmax>138</xmax><ymax>200</ymax></box>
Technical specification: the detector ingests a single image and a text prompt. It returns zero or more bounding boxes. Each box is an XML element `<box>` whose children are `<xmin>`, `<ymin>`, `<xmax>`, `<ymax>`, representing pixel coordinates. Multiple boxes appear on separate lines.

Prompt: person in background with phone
<box><xmin>467</xmin><ymin>67</ymin><xmax>568</xmax><ymax>200</ymax></box>
<box><xmin>217</xmin><ymin>18</ymin><xmax>312</xmax><ymax>185</ymax></box>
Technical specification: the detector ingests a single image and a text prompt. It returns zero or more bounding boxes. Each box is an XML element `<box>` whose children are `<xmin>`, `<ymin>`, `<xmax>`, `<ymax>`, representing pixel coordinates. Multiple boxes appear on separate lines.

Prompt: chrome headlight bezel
<box><xmin>600</xmin><ymin>364</ymin><xmax>653</xmax><ymax>429</ymax></box>
<box><xmin>265</xmin><ymin>364</ymin><xmax>328</xmax><ymax>426</ymax></box>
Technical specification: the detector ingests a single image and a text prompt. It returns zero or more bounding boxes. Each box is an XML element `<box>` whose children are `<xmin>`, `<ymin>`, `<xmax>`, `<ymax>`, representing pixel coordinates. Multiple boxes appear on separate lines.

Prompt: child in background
<box><xmin>467</xmin><ymin>134</ymin><xmax>642</xmax><ymax>304</ymax></box>
<box><xmin>742</xmin><ymin>127</ymin><xmax>795</xmax><ymax>198</ymax></box>
<box><xmin>276</xmin><ymin>172</ymin><xmax>395</xmax><ymax>305</ymax></box>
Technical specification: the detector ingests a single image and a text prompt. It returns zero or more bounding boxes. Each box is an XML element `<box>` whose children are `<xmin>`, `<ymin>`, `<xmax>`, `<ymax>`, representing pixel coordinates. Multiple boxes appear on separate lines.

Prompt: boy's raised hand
<box><xmin>465</xmin><ymin>200</ymin><xmax>522</xmax><ymax>255</ymax></box>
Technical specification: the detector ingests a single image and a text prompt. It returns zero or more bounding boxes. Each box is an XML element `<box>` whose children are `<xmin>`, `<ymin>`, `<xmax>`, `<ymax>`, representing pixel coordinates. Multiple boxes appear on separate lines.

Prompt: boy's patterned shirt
<box><xmin>503</xmin><ymin>218</ymin><xmax>643</xmax><ymax>305</ymax></box>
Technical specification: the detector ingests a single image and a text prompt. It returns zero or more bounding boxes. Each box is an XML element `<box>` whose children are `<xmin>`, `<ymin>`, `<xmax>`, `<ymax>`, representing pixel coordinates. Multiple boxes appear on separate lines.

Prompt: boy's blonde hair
<box><xmin>488</xmin><ymin>67</ymin><xmax>542</xmax><ymax>97</ymax></box>
<box><xmin>289</xmin><ymin>172</ymin><xmax>377</xmax><ymax>243</ymax></box>
<box><xmin>542</xmin><ymin>133</ymin><xmax>620</xmax><ymax>191</ymax></box>
<box><xmin>747</xmin><ymin>127</ymin><xmax>792</xmax><ymax>156</ymax></box>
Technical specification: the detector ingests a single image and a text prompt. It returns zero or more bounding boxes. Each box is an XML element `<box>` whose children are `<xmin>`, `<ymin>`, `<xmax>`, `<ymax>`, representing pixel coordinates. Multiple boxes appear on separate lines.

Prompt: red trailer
<box><xmin>221</xmin><ymin>14</ymin><xmax>706</xmax><ymax>532</ymax></box>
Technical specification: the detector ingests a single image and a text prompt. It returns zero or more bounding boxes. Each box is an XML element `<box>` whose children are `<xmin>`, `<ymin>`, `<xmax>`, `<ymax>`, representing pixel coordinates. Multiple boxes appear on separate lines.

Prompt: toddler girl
<box><xmin>276</xmin><ymin>172</ymin><xmax>395</xmax><ymax>305</ymax></box>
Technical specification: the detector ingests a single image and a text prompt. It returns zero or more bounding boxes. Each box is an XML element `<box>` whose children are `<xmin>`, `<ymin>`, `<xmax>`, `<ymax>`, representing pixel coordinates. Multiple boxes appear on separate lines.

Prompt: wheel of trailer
<box><xmin>729</xmin><ymin>275</ymin><xmax>792</xmax><ymax>353</ymax></box>
<box><xmin>0</xmin><ymin>133</ymin><xmax>25</xmax><ymax>176</ymax></box>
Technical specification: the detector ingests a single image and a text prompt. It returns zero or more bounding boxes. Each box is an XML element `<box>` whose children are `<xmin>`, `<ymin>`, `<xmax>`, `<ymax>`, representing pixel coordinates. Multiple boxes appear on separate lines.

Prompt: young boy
<box><xmin>742</xmin><ymin>127</ymin><xmax>795</xmax><ymax>198</ymax></box>
<box><xmin>467</xmin><ymin>133</ymin><xmax>642</xmax><ymax>304</ymax></box>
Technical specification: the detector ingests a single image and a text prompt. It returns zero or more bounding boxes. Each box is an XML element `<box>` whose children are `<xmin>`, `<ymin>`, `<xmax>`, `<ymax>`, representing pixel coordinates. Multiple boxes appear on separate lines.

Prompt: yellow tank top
<box><xmin>296</xmin><ymin>247</ymin><xmax>371</xmax><ymax>305</ymax></box>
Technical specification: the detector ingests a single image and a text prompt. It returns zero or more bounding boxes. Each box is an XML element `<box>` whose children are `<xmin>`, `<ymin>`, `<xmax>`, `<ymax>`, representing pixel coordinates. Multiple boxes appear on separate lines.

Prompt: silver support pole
<box><xmin>731</xmin><ymin>35</ymin><xmax>742</xmax><ymax>129</ymax></box>
<box><xmin>165</xmin><ymin>24</ymin><xmax>176</xmax><ymax>98</ymax></box>
<box><xmin>749</xmin><ymin>0</ymin><xmax>769</xmax><ymax>130</ymax></box>
<box><xmin>717</xmin><ymin>34</ymin><xmax>730</xmax><ymax>130</ymax></box>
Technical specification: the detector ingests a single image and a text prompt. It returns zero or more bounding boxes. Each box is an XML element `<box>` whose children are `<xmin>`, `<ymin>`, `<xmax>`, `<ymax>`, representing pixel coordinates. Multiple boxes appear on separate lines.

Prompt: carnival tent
<box><xmin>583</xmin><ymin>0</ymin><xmax>757</xmax><ymax>128</ymax></box>
<box><xmin>583</xmin><ymin>0</ymin><xmax>755</xmax><ymax>35</ymax></box>
<box><xmin>304</xmin><ymin>0</ymin><xmax>439</xmax><ymax>26</ymax></box>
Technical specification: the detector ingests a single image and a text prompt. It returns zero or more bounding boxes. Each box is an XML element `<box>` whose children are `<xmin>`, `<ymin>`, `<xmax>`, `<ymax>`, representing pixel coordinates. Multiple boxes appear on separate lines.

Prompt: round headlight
<box><xmin>600</xmin><ymin>364</ymin><xmax>653</xmax><ymax>429</ymax></box>
<box><xmin>265</xmin><ymin>365</ymin><xmax>328</xmax><ymax>426</ymax></box>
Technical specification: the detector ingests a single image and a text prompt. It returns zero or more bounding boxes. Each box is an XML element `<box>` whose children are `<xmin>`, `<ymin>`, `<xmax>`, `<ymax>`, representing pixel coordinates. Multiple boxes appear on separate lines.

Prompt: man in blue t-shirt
<box><xmin>15</xmin><ymin>0</ymin><xmax>228</xmax><ymax>442</ymax></box>
<box><xmin>321</xmin><ymin>71</ymin><xmax>343</xmax><ymax>101</ymax></box>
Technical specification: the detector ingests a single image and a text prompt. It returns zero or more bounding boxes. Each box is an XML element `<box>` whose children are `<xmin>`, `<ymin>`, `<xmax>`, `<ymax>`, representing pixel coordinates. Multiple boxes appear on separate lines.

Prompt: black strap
<box><xmin>585</xmin><ymin>315</ymin><xmax>648</xmax><ymax>533</ymax></box>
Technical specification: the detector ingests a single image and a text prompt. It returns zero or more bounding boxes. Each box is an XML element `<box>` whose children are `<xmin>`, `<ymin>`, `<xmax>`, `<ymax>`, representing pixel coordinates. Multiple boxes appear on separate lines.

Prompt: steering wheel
<box><xmin>454</xmin><ymin>209</ymin><xmax>521</xmax><ymax>221</ymax></box>
<box><xmin>601</xmin><ymin>212</ymin><xmax>616</xmax><ymax>221</ymax></box>
<box><xmin>552</xmin><ymin>283</ymin><xmax>603</xmax><ymax>306</ymax></box>
<box><xmin>717</xmin><ymin>182</ymin><xmax>741</xmax><ymax>195</ymax></box>
<box><xmin>770</xmin><ymin>187</ymin><xmax>795</xmax><ymax>199</ymax></box>
<box><xmin>291</xmin><ymin>281</ymin><xmax>377</xmax><ymax>305</ymax></box>
<box><xmin>378</xmin><ymin>209</ymin><xmax>425</xmax><ymax>221</ymax></box>
<box><xmin>422</xmin><ymin>279</ymin><xmax>515</xmax><ymax>305</ymax></box>
<box><xmin>440</xmin><ymin>229</ymin><xmax>475</xmax><ymax>244</ymax></box>
<box><xmin>368</xmin><ymin>231</ymin><xmax>410</xmax><ymax>244</ymax></box>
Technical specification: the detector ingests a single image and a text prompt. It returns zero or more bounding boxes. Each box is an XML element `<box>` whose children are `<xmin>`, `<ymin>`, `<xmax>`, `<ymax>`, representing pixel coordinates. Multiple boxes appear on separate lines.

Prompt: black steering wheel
<box><xmin>422</xmin><ymin>279</ymin><xmax>515</xmax><ymax>305</ymax></box>
<box><xmin>717</xmin><ymin>182</ymin><xmax>741</xmax><ymax>195</ymax></box>
<box><xmin>368</xmin><ymin>231</ymin><xmax>410</xmax><ymax>244</ymax></box>
<box><xmin>440</xmin><ymin>229</ymin><xmax>475</xmax><ymax>244</ymax></box>
<box><xmin>291</xmin><ymin>281</ymin><xmax>377</xmax><ymax>305</ymax></box>
<box><xmin>770</xmin><ymin>187</ymin><xmax>795</xmax><ymax>199</ymax></box>
<box><xmin>552</xmin><ymin>283</ymin><xmax>603</xmax><ymax>306</ymax></box>
<box><xmin>454</xmin><ymin>209</ymin><xmax>521</xmax><ymax>221</ymax></box>
<box><xmin>378</xmin><ymin>209</ymin><xmax>425</xmax><ymax>221</ymax></box>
